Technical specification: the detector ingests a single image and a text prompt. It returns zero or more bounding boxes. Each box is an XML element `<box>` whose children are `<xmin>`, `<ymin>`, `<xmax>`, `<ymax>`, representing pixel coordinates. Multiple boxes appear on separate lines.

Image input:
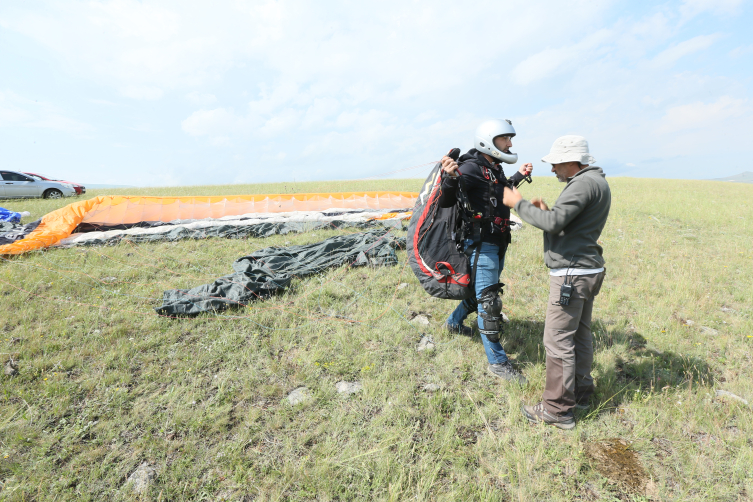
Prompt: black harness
<box><xmin>450</xmin><ymin>161</ymin><xmax>515</xmax><ymax>296</ymax></box>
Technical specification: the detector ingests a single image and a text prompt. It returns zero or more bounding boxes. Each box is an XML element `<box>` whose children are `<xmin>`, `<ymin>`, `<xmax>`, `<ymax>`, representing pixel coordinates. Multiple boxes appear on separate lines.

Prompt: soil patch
<box><xmin>584</xmin><ymin>438</ymin><xmax>648</xmax><ymax>493</ymax></box>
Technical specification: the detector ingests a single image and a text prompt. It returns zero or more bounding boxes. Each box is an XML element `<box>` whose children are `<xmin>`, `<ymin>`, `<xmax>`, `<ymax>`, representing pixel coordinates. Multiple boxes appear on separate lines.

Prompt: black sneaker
<box><xmin>444</xmin><ymin>323</ymin><xmax>474</xmax><ymax>336</ymax></box>
<box><xmin>488</xmin><ymin>361</ymin><xmax>527</xmax><ymax>384</ymax></box>
<box><xmin>522</xmin><ymin>402</ymin><xmax>575</xmax><ymax>430</ymax></box>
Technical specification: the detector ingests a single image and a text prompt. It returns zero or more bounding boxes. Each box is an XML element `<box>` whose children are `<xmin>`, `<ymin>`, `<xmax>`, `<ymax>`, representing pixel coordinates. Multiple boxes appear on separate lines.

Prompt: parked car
<box><xmin>24</xmin><ymin>172</ymin><xmax>86</xmax><ymax>195</ymax></box>
<box><xmin>0</xmin><ymin>170</ymin><xmax>77</xmax><ymax>199</ymax></box>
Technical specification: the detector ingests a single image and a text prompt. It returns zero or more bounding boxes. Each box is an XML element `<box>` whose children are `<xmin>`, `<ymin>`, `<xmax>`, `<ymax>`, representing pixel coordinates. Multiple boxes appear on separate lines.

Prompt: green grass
<box><xmin>1</xmin><ymin>177</ymin><xmax>752</xmax><ymax>501</ymax></box>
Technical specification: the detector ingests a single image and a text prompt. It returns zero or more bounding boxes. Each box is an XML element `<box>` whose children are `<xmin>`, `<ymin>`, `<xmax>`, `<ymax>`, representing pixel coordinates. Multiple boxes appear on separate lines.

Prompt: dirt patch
<box><xmin>456</xmin><ymin>426</ymin><xmax>482</xmax><ymax>445</ymax></box>
<box><xmin>584</xmin><ymin>438</ymin><xmax>648</xmax><ymax>493</ymax></box>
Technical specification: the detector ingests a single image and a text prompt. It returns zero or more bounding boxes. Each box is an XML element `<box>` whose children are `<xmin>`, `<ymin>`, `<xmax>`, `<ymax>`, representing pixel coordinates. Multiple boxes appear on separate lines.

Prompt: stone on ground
<box><xmin>126</xmin><ymin>462</ymin><xmax>157</xmax><ymax>494</ymax></box>
<box><xmin>417</xmin><ymin>335</ymin><xmax>435</xmax><ymax>352</ymax></box>
<box><xmin>397</xmin><ymin>283</ymin><xmax>408</xmax><ymax>290</ymax></box>
<box><xmin>336</xmin><ymin>381</ymin><xmax>363</xmax><ymax>395</ymax></box>
<box><xmin>4</xmin><ymin>360</ymin><xmax>18</xmax><ymax>376</ymax></box>
<box><xmin>715</xmin><ymin>389</ymin><xmax>749</xmax><ymax>406</ymax></box>
<box><xmin>287</xmin><ymin>387</ymin><xmax>312</xmax><ymax>405</ymax></box>
<box><xmin>412</xmin><ymin>314</ymin><xmax>430</xmax><ymax>326</ymax></box>
<box><xmin>700</xmin><ymin>326</ymin><xmax>719</xmax><ymax>336</ymax></box>
<box><xmin>423</xmin><ymin>383</ymin><xmax>441</xmax><ymax>392</ymax></box>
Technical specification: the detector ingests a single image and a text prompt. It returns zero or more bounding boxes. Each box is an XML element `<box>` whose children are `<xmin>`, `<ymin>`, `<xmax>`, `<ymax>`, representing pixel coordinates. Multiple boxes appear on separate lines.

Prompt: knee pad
<box><xmin>479</xmin><ymin>283</ymin><xmax>504</xmax><ymax>343</ymax></box>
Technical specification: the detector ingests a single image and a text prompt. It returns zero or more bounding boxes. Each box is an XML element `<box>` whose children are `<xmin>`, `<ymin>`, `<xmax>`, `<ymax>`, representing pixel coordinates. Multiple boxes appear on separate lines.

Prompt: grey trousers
<box><xmin>542</xmin><ymin>272</ymin><xmax>605</xmax><ymax>416</ymax></box>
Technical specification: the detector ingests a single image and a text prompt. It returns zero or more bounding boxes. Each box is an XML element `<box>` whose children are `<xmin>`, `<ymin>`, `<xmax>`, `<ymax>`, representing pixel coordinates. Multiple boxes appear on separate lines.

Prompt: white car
<box><xmin>0</xmin><ymin>170</ymin><xmax>77</xmax><ymax>199</ymax></box>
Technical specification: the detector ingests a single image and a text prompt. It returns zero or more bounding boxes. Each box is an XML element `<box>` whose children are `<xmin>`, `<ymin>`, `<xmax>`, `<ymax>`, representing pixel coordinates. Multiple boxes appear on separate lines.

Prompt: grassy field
<box><xmin>1</xmin><ymin>177</ymin><xmax>751</xmax><ymax>501</ymax></box>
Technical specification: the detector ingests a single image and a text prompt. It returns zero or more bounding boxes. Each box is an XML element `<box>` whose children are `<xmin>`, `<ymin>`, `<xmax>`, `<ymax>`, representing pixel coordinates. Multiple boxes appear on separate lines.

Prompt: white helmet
<box><xmin>474</xmin><ymin>119</ymin><xmax>518</xmax><ymax>164</ymax></box>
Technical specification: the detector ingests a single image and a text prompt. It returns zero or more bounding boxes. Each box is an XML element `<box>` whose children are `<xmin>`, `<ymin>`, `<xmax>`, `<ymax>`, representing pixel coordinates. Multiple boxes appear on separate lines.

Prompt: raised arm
<box><xmin>437</xmin><ymin>155</ymin><xmax>461</xmax><ymax>208</ymax></box>
<box><xmin>503</xmin><ymin>183</ymin><xmax>590</xmax><ymax>234</ymax></box>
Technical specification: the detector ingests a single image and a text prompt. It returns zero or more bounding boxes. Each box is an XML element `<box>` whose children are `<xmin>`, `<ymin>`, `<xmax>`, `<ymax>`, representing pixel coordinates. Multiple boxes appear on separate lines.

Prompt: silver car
<box><xmin>1</xmin><ymin>170</ymin><xmax>77</xmax><ymax>199</ymax></box>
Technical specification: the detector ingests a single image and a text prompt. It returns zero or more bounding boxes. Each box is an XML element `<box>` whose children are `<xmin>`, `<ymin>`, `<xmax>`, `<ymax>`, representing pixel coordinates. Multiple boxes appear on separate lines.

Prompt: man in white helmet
<box><xmin>502</xmin><ymin>135</ymin><xmax>611</xmax><ymax>429</ymax></box>
<box><xmin>437</xmin><ymin>119</ymin><xmax>533</xmax><ymax>384</ymax></box>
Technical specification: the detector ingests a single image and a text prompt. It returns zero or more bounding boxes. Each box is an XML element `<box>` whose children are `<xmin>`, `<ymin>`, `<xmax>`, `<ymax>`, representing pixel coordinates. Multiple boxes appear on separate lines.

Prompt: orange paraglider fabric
<box><xmin>0</xmin><ymin>192</ymin><xmax>418</xmax><ymax>255</ymax></box>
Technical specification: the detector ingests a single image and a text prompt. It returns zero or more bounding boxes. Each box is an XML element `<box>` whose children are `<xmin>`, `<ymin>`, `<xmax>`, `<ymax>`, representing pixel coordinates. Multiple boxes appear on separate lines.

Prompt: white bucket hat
<box><xmin>541</xmin><ymin>135</ymin><xmax>595</xmax><ymax>165</ymax></box>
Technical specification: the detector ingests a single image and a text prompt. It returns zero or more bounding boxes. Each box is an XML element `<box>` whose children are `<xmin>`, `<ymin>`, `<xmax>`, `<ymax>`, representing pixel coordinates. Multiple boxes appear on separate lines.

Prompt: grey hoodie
<box><xmin>514</xmin><ymin>166</ymin><xmax>611</xmax><ymax>269</ymax></box>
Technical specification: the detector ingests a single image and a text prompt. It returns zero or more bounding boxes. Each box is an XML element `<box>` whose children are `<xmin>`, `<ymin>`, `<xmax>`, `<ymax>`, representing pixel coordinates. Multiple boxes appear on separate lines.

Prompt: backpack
<box><xmin>406</xmin><ymin>149</ymin><xmax>479</xmax><ymax>300</ymax></box>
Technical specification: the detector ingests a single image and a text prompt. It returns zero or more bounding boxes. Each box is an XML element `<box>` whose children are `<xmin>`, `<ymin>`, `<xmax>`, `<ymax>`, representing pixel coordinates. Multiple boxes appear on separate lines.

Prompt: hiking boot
<box><xmin>522</xmin><ymin>402</ymin><xmax>575</xmax><ymax>430</ymax></box>
<box><xmin>488</xmin><ymin>361</ymin><xmax>527</xmax><ymax>384</ymax></box>
<box><xmin>444</xmin><ymin>323</ymin><xmax>474</xmax><ymax>336</ymax></box>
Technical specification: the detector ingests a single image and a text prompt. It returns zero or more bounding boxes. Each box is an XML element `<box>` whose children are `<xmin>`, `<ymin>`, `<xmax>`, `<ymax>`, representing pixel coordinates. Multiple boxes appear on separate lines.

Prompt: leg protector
<box><xmin>478</xmin><ymin>283</ymin><xmax>504</xmax><ymax>343</ymax></box>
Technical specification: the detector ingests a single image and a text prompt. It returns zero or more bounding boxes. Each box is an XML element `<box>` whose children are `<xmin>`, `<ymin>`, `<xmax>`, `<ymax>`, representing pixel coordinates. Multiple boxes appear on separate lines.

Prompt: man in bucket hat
<box><xmin>502</xmin><ymin>135</ymin><xmax>611</xmax><ymax>429</ymax></box>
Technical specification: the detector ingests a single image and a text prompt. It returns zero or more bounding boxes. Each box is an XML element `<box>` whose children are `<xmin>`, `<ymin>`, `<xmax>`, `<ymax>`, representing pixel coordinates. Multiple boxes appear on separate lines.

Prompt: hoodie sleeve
<box><xmin>513</xmin><ymin>179</ymin><xmax>591</xmax><ymax>234</ymax></box>
<box><xmin>508</xmin><ymin>171</ymin><xmax>525</xmax><ymax>187</ymax></box>
<box><xmin>438</xmin><ymin>174</ymin><xmax>459</xmax><ymax>208</ymax></box>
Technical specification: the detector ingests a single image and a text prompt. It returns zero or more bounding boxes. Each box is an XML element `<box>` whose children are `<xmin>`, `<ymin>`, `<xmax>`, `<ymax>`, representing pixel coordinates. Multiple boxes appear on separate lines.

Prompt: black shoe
<box><xmin>444</xmin><ymin>323</ymin><xmax>473</xmax><ymax>336</ymax></box>
<box><xmin>488</xmin><ymin>361</ymin><xmax>527</xmax><ymax>384</ymax></box>
<box><xmin>522</xmin><ymin>402</ymin><xmax>575</xmax><ymax>430</ymax></box>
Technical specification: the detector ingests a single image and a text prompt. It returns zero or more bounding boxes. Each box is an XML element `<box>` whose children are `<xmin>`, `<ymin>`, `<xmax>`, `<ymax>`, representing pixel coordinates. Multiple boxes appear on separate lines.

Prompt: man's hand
<box><xmin>531</xmin><ymin>197</ymin><xmax>549</xmax><ymax>211</ymax></box>
<box><xmin>518</xmin><ymin>162</ymin><xmax>533</xmax><ymax>177</ymax></box>
<box><xmin>502</xmin><ymin>186</ymin><xmax>523</xmax><ymax>208</ymax></box>
<box><xmin>441</xmin><ymin>156</ymin><xmax>459</xmax><ymax>177</ymax></box>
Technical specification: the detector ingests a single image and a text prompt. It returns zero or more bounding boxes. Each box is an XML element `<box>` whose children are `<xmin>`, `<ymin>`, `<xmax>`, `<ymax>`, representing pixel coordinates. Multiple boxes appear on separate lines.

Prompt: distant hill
<box><xmin>711</xmin><ymin>171</ymin><xmax>753</xmax><ymax>183</ymax></box>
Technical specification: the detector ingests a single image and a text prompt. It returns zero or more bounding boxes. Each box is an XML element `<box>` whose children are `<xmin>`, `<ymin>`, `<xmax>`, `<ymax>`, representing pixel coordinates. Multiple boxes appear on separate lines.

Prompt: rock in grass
<box><xmin>287</xmin><ymin>387</ymin><xmax>312</xmax><ymax>405</ymax></box>
<box><xmin>700</xmin><ymin>326</ymin><xmax>719</xmax><ymax>336</ymax></box>
<box><xmin>715</xmin><ymin>390</ymin><xmax>749</xmax><ymax>406</ymax></box>
<box><xmin>397</xmin><ymin>283</ymin><xmax>408</xmax><ymax>290</ymax></box>
<box><xmin>126</xmin><ymin>462</ymin><xmax>157</xmax><ymax>494</ymax></box>
<box><xmin>417</xmin><ymin>335</ymin><xmax>435</xmax><ymax>352</ymax></box>
<box><xmin>423</xmin><ymin>383</ymin><xmax>441</xmax><ymax>392</ymax></box>
<box><xmin>335</xmin><ymin>381</ymin><xmax>363</xmax><ymax>395</ymax></box>
<box><xmin>4</xmin><ymin>359</ymin><xmax>18</xmax><ymax>376</ymax></box>
<box><xmin>412</xmin><ymin>315</ymin><xmax>430</xmax><ymax>326</ymax></box>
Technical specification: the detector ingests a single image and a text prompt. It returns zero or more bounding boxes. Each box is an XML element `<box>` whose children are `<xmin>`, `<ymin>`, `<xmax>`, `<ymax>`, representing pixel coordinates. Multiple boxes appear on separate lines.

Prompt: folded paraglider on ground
<box><xmin>0</xmin><ymin>192</ymin><xmax>418</xmax><ymax>317</ymax></box>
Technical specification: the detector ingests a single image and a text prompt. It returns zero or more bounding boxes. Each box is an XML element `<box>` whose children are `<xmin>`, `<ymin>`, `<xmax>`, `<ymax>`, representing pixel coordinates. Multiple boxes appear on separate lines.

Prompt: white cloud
<box><xmin>680</xmin><ymin>0</ymin><xmax>743</xmax><ymax>18</ymax></box>
<box><xmin>729</xmin><ymin>44</ymin><xmax>753</xmax><ymax>58</ymax></box>
<box><xmin>510</xmin><ymin>29</ymin><xmax>613</xmax><ymax>85</ymax></box>
<box><xmin>650</xmin><ymin>34</ymin><xmax>718</xmax><ymax>68</ymax></box>
<box><xmin>181</xmin><ymin>107</ymin><xmax>249</xmax><ymax>138</ymax></box>
<box><xmin>186</xmin><ymin>91</ymin><xmax>217</xmax><ymax>106</ymax></box>
<box><xmin>0</xmin><ymin>0</ymin><xmax>611</xmax><ymax>101</ymax></box>
<box><xmin>119</xmin><ymin>85</ymin><xmax>164</xmax><ymax>100</ymax></box>
<box><xmin>0</xmin><ymin>90</ymin><xmax>91</xmax><ymax>133</ymax></box>
<box><xmin>657</xmin><ymin>96</ymin><xmax>747</xmax><ymax>133</ymax></box>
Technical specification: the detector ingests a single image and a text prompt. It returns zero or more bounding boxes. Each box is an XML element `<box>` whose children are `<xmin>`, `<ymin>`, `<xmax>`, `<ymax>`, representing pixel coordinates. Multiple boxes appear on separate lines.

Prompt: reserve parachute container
<box><xmin>406</xmin><ymin>151</ymin><xmax>475</xmax><ymax>300</ymax></box>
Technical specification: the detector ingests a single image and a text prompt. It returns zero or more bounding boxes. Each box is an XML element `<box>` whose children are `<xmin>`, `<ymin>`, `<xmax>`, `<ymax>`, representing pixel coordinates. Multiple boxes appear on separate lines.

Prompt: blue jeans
<box><xmin>446</xmin><ymin>240</ymin><xmax>509</xmax><ymax>365</ymax></box>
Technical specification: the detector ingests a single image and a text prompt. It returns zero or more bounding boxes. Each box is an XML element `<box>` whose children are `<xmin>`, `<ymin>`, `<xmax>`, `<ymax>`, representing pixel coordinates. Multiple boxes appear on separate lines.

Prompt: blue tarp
<box><xmin>0</xmin><ymin>208</ymin><xmax>23</xmax><ymax>224</ymax></box>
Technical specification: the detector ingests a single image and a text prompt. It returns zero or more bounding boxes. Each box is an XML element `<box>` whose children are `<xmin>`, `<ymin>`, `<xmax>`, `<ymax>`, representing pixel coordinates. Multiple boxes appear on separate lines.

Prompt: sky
<box><xmin>1</xmin><ymin>0</ymin><xmax>752</xmax><ymax>187</ymax></box>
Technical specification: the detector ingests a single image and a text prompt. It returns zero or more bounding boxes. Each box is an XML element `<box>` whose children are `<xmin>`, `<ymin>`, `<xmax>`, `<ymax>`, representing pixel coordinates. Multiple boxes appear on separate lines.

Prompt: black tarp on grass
<box><xmin>156</xmin><ymin>229</ymin><xmax>402</xmax><ymax>316</ymax></box>
<box><xmin>0</xmin><ymin>220</ymin><xmax>41</xmax><ymax>246</ymax></box>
